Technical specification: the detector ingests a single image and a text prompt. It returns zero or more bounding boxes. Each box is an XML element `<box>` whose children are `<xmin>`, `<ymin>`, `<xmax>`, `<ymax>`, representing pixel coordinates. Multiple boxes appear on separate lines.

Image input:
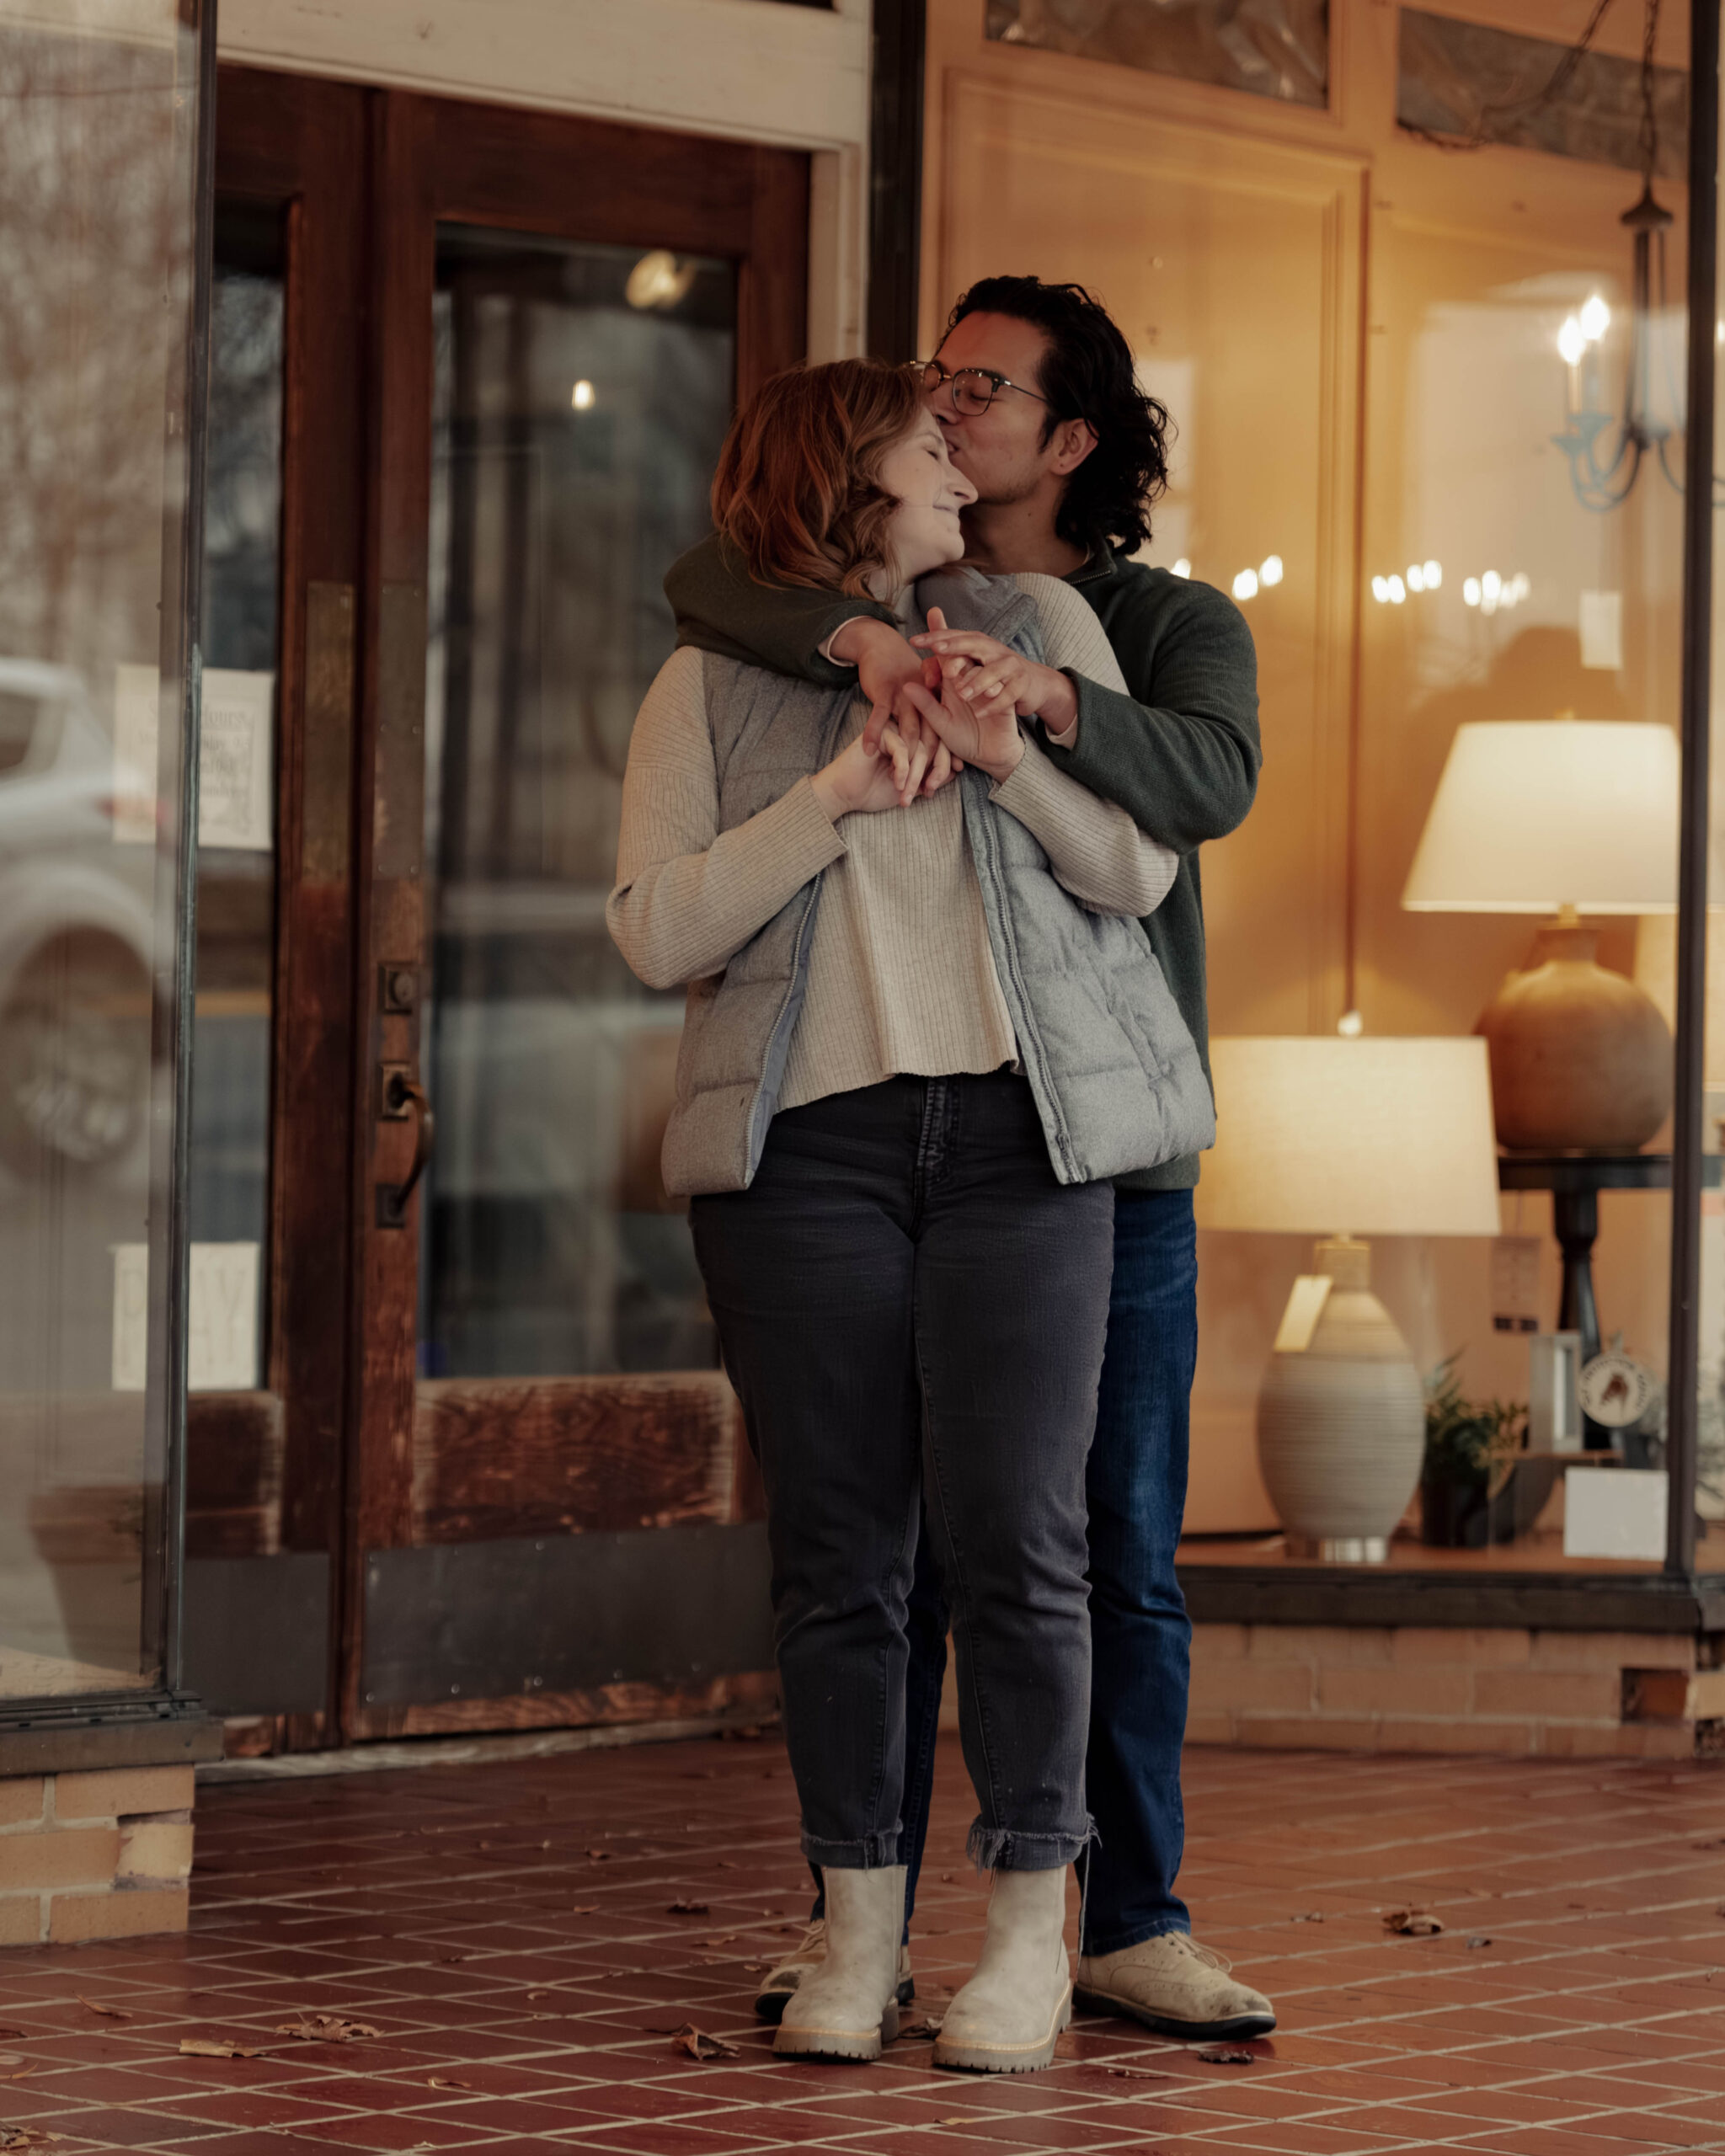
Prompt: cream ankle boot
<box><xmin>934</xmin><ymin>1868</ymin><xmax>1071</xmax><ymax>2074</ymax></box>
<box><xmin>773</xmin><ymin>1865</ymin><xmax>905</xmax><ymax>2063</ymax></box>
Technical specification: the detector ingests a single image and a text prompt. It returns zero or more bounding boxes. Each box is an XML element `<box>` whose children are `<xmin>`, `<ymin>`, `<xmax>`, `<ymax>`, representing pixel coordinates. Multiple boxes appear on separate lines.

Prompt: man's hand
<box><xmin>829</xmin><ymin>615</ymin><xmax>960</xmax><ymax>803</ymax></box>
<box><xmin>911</xmin><ymin>622</ymin><xmax>1078</xmax><ymax>739</ymax></box>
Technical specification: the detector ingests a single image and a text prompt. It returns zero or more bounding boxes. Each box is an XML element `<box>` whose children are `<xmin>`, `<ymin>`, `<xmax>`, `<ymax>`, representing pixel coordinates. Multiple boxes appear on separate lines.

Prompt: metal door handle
<box><xmin>377</xmin><ymin>1071</ymin><xmax>435</xmax><ymax>1229</ymax></box>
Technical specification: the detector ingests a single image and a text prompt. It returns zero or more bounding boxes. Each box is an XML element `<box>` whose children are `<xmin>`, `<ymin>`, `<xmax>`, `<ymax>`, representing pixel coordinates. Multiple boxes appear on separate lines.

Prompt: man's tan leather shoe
<box><xmin>1074</xmin><ymin>1932</ymin><xmax>1275</xmax><ymax>2041</ymax></box>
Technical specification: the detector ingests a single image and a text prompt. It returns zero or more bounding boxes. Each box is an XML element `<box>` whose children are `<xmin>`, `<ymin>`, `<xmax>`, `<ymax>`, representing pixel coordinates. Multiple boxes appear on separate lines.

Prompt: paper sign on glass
<box><xmin>111</xmin><ymin>1242</ymin><xmax>260</xmax><ymax>1392</ymax></box>
<box><xmin>198</xmin><ymin>670</ymin><xmax>275</xmax><ymax>851</ymax></box>
<box><xmin>112</xmin><ymin>664</ymin><xmax>159</xmax><ymax>846</ymax></box>
<box><xmin>1274</xmin><ymin>1274</ymin><xmax>1332</xmax><ymax>1354</ymax></box>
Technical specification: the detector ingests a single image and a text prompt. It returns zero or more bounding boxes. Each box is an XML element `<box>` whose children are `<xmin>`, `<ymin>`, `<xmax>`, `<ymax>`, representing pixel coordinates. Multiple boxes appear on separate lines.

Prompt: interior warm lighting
<box><xmin>1387</xmin><ymin>574</ymin><xmax>1406</xmax><ymax>605</ymax></box>
<box><xmin>1407</xmin><ymin>564</ymin><xmax>1425</xmax><ymax>593</ymax></box>
<box><xmin>1402</xmin><ymin>720</ymin><xmax>1680</xmax><ymax>915</ymax></box>
<box><xmin>1481</xmin><ymin>568</ymin><xmax>1502</xmax><ymax>603</ymax></box>
<box><xmin>1337</xmin><ymin>1008</ymin><xmax>1363</xmax><ymax>1038</ymax></box>
<box><xmin>1172</xmin><ymin>558</ymin><xmax>1191</xmax><ymax>579</ymax></box>
<box><xmin>1371</xmin><ymin>575</ymin><xmax>1389</xmax><ymax>603</ymax></box>
<box><xmin>1196</xmin><ymin>1038</ymin><xmax>1500</xmax><ymax>1237</ymax></box>
<box><xmin>1233</xmin><ymin>568</ymin><xmax>1259</xmax><ymax>600</ymax></box>
<box><xmin>571</xmin><ymin>379</ymin><xmax>595</xmax><ymax>411</ymax></box>
<box><xmin>1463</xmin><ymin>578</ymin><xmax>1482</xmax><ymax>607</ymax></box>
<box><xmin>625</xmin><ymin>249</ymin><xmax>697</xmax><ymax>311</ymax></box>
<box><xmin>1579</xmin><ymin>292</ymin><xmax>1611</xmax><ymax>343</ymax></box>
<box><xmin>1423</xmin><ymin>559</ymin><xmax>1442</xmax><ymax>588</ymax></box>
<box><xmin>1258</xmin><ymin>554</ymin><xmax>1284</xmax><ymax>586</ymax></box>
<box><xmin>1557</xmin><ymin>315</ymin><xmax>1589</xmax><ymax>367</ymax></box>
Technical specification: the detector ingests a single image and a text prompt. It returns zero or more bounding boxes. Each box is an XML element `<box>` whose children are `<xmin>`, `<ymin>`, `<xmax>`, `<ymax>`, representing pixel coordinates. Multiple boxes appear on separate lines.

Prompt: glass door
<box><xmin>348</xmin><ymin>93</ymin><xmax>808</xmax><ymax>1738</ymax></box>
<box><xmin>420</xmin><ymin>226</ymin><xmax>735</xmax><ymax>1382</ymax></box>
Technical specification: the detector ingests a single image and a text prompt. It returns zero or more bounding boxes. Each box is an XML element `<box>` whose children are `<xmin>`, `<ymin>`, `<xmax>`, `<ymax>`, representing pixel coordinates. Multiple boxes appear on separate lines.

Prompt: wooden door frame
<box><xmin>185</xmin><ymin>67</ymin><xmax>368</xmax><ymax>1746</ymax></box>
<box><xmin>345</xmin><ymin>92</ymin><xmax>809</xmax><ymax>1741</ymax></box>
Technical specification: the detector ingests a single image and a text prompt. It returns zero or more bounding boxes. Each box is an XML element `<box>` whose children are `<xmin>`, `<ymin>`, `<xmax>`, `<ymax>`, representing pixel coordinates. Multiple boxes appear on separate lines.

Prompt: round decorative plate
<box><xmin>1578</xmin><ymin>1349</ymin><xmax>1658</xmax><ymax>1429</ymax></box>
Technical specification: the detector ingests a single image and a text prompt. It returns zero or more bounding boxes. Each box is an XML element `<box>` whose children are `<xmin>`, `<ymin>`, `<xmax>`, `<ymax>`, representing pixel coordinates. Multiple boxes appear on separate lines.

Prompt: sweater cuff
<box><xmin>988</xmin><ymin>733</ymin><xmax>1066</xmax><ymax>821</ymax></box>
<box><xmin>765</xmin><ymin>773</ymin><xmax>852</xmax><ymax>867</ymax></box>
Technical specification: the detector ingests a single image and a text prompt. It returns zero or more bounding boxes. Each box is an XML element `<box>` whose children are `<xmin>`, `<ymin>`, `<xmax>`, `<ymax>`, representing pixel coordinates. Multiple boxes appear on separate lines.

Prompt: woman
<box><xmin>607</xmin><ymin>360</ymin><xmax>1212</xmax><ymax>2073</ymax></box>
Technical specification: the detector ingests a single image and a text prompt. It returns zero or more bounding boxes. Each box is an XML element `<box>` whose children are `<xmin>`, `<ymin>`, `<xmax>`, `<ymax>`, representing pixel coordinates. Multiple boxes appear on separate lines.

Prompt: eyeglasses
<box><xmin>916</xmin><ymin>357</ymin><xmax>1052</xmax><ymax>416</ymax></box>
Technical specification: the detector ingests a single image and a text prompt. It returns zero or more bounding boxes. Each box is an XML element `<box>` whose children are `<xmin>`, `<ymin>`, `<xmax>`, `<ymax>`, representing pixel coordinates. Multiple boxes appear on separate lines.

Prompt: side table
<box><xmin>1496</xmin><ymin>1150</ymin><xmax>1719</xmax><ymax>1454</ymax></box>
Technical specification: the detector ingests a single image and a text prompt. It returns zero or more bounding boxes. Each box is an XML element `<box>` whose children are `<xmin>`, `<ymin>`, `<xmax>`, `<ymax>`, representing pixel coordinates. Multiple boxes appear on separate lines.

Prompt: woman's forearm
<box><xmin>608</xmin><ymin>780</ymin><xmax>846</xmax><ymax>990</ymax></box>
<box><xmin>990</xmin><ymin>736</ymin><xmax>1178</xmax><ymax>918</ymax></box>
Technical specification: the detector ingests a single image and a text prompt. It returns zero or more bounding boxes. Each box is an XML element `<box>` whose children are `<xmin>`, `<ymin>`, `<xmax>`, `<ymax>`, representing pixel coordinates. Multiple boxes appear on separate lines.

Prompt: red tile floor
<box><xmin>3</xmin><ymin>1729</ymin><xmax>1723</xmax><ymax>2153</ymax></box>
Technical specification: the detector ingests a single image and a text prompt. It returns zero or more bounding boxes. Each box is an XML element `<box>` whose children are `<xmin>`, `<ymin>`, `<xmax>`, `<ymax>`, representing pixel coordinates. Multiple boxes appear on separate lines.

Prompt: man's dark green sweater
<box><xmin>663</xmin><ymin>535</ymin><xmax>1262</xmax><ymax>1191</ymax></box>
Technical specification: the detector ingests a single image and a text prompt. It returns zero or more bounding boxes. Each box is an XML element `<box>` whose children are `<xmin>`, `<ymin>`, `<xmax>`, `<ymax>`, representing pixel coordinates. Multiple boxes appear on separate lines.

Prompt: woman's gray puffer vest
<box><xmin>659</xmin><ymin>567</ymin><xmax>1216</xmax><ymax>1198</ymax></box>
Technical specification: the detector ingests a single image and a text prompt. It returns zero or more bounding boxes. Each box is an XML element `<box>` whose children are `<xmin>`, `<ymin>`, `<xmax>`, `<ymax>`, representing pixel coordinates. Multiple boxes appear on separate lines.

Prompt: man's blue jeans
<box><xmin>814</xmin><ymin>1188</ymin><xmax>1198</xmax><ymax>1955</ymax></box>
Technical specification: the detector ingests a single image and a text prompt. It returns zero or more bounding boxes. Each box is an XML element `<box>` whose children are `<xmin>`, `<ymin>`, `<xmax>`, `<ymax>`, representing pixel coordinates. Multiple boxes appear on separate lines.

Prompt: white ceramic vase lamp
<box><xmin>1197</xmin><ymin>1037</ymin><xmax>1502</xmax><ymax>1563</ymax></box>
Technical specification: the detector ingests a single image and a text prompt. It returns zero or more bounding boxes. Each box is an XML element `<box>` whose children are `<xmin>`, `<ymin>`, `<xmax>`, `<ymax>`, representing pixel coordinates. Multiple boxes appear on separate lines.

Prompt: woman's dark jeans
<box><xmin>691</xmin><ymin>1072</ymin><xmax>1112</xmax><ymax>1873</ymax></box>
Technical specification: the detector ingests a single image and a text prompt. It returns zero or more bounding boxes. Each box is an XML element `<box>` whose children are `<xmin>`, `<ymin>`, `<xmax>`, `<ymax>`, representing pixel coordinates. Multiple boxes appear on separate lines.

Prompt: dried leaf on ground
<box><xmin>667</xmin><ymin>1899</ymin><xmax>710</xmax><ymax>1915</ymax></box>
<box><xmin>77</xmin><ymin>1996</ymin><xmax>130</xmax><ymax>2019</ymax></box>
<box><xmin>585</xmin><ymin>1849</ymin><xmax>613</xmax><ymax>1861</ymax></box>
<box><xmin>275</xmin><ymin>2015</ymin><xmax>380</xmax><ymax>2043</ymax></box>
<box><xmin>180</xmin><ymin>2036</ymin><xmax>265</xmax><ymax>2058</ymax></box>
<box><xmin>0</xmin><ymin>2131</ymin><xmax>63</xmax><ymax>2148</ymax></box>
<box><xmin>1108</xmin><ymin>2065</ymin><xmax>1174</xmax><ymax>2079</ymax></box>
<box><xmin>1291</xmin><ymin>1911</ymin><xmax>1325</xmax><ymax>1924</ymax></box>
<box><xmin>1466</xmin><ymin>1935</ymin><xmax>1493</xmax><ymax>1949</ymax></box>
<box><xmin>0</xmin><ymin>2058</ymin><xmax>30</xmax><ymax>2082</ymax></box>
<box><xmin>898</xmin><ymin>2015</ymin><xmax>944</xmax><ymax>2038</ymax></box>
<box><xmin>671</xmin><ymin>2022</ymin><xmax>738</xmax><ymax>2061</ymax></box>
<box><xmin>700</xmin><ymin>1935</ymin><xmax>739</xmax><ymax>1948</ymax></box>
<box><xmin>1381</xmin><ymin>1908</ymin><xmax>1443</xmax><ymax>1936</ymax></box>
<box><xmin>426</xmin><ymin>2074</ymin><xmax>472</xmax><ymax>2090</ymax></box>
<box><xmin>569</xmin><ymin>1904</ymin><xmax>599</xmax><ymax>1914</ymax></box>
<box><xmin>716</xmin><ymin>1858</ymin><xmax>740</xmax><ymax>1869</ymax></box>
<box><xmin>1197</xmin><ymin>2046</ymin><xmax>1257</xmax><ymax>2065</ymax></box>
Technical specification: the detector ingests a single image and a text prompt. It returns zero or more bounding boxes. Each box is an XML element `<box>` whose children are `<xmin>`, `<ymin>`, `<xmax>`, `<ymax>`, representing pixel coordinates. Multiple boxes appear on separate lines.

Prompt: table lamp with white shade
<box><xmin>1197</xmin><ymin>1037</ymin><xmax>1501</xmax><ymax>1562</ymax></box>
<box><xmin>1402</xmin><ymin>719</ymin><xmax>1678</xmax><ymax>1151</ymax></box>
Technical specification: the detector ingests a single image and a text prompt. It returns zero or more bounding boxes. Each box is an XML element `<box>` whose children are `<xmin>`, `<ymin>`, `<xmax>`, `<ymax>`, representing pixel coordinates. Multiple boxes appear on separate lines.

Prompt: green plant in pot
<box><xmin>1421</xmin><ymin>1353</ymin><xmax>1529</xmax><ymax>1549</ymax></box>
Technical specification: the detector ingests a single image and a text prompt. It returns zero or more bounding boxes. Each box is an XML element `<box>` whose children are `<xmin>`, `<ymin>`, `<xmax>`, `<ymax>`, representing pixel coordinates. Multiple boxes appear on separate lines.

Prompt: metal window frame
<box><xmin>0</xmin><ymin>0</ymin><xmax>220</xmax><ymax>1765</ymax></box>
<box><xmin>1666</xmin><ymin>0</ymin><xmax>1722</xmax><ymax>1581</ymax></box>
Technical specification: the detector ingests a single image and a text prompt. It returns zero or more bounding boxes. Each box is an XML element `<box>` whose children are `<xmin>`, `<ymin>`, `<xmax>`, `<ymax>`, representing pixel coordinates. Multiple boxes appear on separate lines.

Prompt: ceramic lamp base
<box><xmin>1257</xmin><ymin>1238</ymin><xmax>1424</xmax><ymax>1564</ymax></box>
<box><xmin>1482</xmin><ymin>913</ymin><xmax>1672</xmax><ymax>1151</ymax></box>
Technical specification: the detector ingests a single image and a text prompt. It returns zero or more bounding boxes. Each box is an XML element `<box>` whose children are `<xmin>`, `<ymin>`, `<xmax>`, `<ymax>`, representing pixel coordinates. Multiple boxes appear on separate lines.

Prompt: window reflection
<box><xmin>420</xmin><ymin>226</ymin><xmax>735</xmax><ymax>1378</ymax></box>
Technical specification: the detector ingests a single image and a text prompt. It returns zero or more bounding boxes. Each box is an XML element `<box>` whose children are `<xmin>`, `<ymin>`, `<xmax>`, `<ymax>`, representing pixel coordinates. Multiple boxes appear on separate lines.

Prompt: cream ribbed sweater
<box><xmin>608</xmin><ymin>574</ymin><xmax>1178</xmax><ymax>1113</ymax></box>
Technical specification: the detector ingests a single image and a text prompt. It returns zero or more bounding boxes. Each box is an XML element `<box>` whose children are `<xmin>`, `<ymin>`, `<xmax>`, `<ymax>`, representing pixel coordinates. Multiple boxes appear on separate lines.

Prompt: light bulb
<box><xmin>1407</xmin><ymin>564</ymin><xmax>1425</xmax><ymax>593</ymax></box>
<box><xmin>1232</xmin><ymin>568</ymin><xmax>1258</xmax><ymax>601</ymax></box>
<box><xmin>1387</xmin><ymin>575</ymin><xmax>1406</xmax><ymax>605</ymax></box>
<box><xmin>1172</xmin><ymin>558</ymin><xmax>1191</xmax><ymax>579</ymax></box>
<box><xmin>1557</xmin><ymin>316</ymin><xmax>1589</xmax><ymax>367</ymax></box>
<box><xmin>1481</xmin><ymin>569</ymin><xmax>1502</xmax><ymax>601</ymax></box>
<box><xmin>571</xmin><ymin>379</ymin><xmax>595</xmax><ymax>411</ymax></box>
<box><xmin>1337</xmin><ymin>1009</ymin><xmax>1364</xmax><ymax>1038</ymax></box>
<box><xmin>1371</xmin><ymin>576</ymin><xmax>1389</xmax><ymax>603</ymax></box>
<box><xmin>1423</xmin><ymin>559</ymin><xmax>1442</xmax><ymax>588</ymax></box>
<box><xmin>1463</xmin><ymin>578</ymin><xmax>1482</xmax><ymax>607</ymax></box>
<box><xmin>1579</xmin><ymin>293</ymin><xmax>1611</xmax><ymax>343</ymax></box>
<box><xmin>1258</xmin><ymin>554</ymin><xmax>1284</xmax><ymax>586</ymax></box>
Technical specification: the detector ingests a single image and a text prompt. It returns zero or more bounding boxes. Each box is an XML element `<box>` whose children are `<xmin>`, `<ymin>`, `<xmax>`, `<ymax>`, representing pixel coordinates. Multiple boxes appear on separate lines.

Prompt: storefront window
<box><xmin>0</xmin><ymin>1</ymin><xmax>208</xmax><ymax>1701</ymax></box>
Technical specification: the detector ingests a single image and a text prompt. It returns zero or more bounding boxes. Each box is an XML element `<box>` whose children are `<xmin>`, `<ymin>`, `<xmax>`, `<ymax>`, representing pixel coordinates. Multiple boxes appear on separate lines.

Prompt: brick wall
<box><xmin>1188</xmin><ymin>1625</ymin><xmax>1719</xmax><ymax>1758</ymax></box>
<box><xmin>0</xmin><ymin>1768</ymin><xmax>194</xmax><ymax>1945</ymax></box>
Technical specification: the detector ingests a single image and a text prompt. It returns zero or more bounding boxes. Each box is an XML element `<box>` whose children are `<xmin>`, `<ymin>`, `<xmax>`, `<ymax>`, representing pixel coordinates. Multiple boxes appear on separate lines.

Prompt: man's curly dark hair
<box><xmin>944</xmin><ymin>275</ymin><xmax>1170</xmax><ymax>558</ymax></box>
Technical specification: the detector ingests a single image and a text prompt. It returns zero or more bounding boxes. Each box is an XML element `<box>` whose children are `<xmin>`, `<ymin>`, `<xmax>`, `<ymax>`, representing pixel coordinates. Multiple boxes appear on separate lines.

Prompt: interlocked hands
<box><xmin>814</xmin><ymin>606</ymin><xmax>1076</xmax><ymax>820</ymax></box>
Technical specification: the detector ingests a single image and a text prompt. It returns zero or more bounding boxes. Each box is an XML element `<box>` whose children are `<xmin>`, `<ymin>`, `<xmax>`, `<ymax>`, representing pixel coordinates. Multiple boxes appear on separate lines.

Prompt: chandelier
<box><xmin>1549</xmin><ymin>0</ymin><xmax>1694</xmax><ymax>510</ymax></box>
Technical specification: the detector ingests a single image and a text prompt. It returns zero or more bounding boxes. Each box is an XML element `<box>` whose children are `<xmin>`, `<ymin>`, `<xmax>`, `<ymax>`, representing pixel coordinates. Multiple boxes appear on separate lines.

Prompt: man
<box><xmin>665</xmin><ymin>276</ymin><xmax>1268</xmax><ymax>2041</ymax></box>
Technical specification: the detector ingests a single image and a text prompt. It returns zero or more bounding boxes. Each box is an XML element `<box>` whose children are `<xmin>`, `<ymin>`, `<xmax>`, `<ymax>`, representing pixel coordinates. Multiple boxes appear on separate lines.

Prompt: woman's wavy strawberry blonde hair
<box><xmin>711</xmin><ymin>358</ymin><xmax>923</xmax><ymax>596</ymax></box>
